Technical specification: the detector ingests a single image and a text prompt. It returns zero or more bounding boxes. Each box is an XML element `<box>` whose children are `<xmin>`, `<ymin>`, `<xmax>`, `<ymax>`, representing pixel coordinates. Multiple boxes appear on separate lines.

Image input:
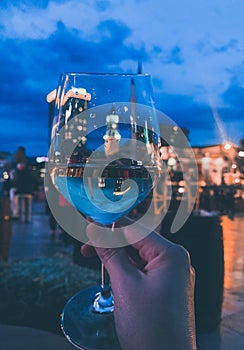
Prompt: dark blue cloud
<box><xmin>0</xmin><ymin>0</ymin><xmax>57</xmax><ymax>9</ymax></box>
<box><xmin>155</xmin><ymin>92</ymin><xmax>212</xmax><ymax>128</ymax></box>
<box><xmin>0</xmin><ymin>0</ymin><xmax>109</xmax><ymax>12</ymax></box>
<box><xmin>0</xmin><ymin>18</ymin><xmax>150</xmax><ymax>156</ymax></box>
<box><xmin>94</xmin><ymin>0</ymin><xmax>111</xmax><ymax>12</ymax></box>
<box><xmin>46</xmin><ymin>19</ymin><xmax>149</xmax><ymax>72</ymax></box>
<box><xmin>195</xmin><ymin>38</ymin><xmax>238</xmax><ymax>55</ymax></box>
<box><xmin>166</xmin><ymin>46</ymin><xmax>184</xmax><ymax>65</ymax></box>
<box><xmin>221</xmin><ymin>75</ymin><xmax>244</xmax><ymax>114</ymax></box>
<box><xmin>154</xmin><ymin>90</ymin><xmax>244</xmax><ymax>146</ymax></box>
<box><xmin>213</xmin><ymin>39</ymin><xmax>238</xmax><ymax>53</ymax></box>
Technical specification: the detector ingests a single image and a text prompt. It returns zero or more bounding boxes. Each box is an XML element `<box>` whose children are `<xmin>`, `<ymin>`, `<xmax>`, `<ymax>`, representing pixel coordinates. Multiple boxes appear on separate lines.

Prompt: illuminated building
<box><xmin>192</xmin><ymin>143</ymin><xmax>240</xmax><ymax>186</ymax></box>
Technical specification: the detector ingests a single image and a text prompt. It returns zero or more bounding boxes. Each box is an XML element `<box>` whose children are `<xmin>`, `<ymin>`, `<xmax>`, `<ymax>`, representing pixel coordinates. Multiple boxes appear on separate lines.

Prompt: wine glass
<box><xmin>46</xmin><ymin>72</ymin><xmax>162</xmax><ymax>349</ymax></box>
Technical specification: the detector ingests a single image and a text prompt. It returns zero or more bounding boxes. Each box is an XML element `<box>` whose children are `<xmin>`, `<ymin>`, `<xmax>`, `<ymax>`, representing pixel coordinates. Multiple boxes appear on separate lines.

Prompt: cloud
<box><xmin>0</xmin><ymin>15</ymin><xmax>148</xmax><ymax>155</ymax></box>
<box><xmin>166</xmin><ymin>46</ymin><xmax>184</xmax><ymax>65</ymax></box>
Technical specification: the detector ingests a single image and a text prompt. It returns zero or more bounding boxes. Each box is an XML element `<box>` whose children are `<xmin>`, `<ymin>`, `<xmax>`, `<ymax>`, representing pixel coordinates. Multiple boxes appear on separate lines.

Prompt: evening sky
<box><xmin>0</xmin><ymin>0</ymin><xmax>243</xmax><ymax>156</ymax></box>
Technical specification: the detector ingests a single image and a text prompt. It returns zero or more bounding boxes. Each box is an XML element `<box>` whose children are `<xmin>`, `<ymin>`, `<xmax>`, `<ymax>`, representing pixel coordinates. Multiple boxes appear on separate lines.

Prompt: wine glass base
<box><xmin>61</xmin><ymin>285</ymin><xmax>121</xmax><ymax>350</ymax></box>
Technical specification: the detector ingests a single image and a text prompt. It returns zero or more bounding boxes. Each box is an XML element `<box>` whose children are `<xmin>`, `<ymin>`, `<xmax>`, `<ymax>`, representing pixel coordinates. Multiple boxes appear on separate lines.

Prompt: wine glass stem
<box><xmin>101</xmin><ymin>263</ymin><xmax>111</xmax><ymax>297</ymax></box>
<box><xmin>92</xmin><ymin>264</ymin><xmax>114</xmax><ymax>313</ymax></box>
<box><xmin>92</xmin><ymin>222</ymin><xmax>115</xmax><ymax>313</ymax></box>
<box><xmin>101</xmin><ymin>221</ymin><xmax>115</xmax><ymax>297</ymax></box>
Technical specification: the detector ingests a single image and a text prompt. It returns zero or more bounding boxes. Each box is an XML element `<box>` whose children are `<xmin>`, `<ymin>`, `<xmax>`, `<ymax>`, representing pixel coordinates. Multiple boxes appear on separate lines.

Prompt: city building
<box><xmin>192</xmin><ymin>143</ymin><xmax>241</xmax><ymax>187</ymax></box>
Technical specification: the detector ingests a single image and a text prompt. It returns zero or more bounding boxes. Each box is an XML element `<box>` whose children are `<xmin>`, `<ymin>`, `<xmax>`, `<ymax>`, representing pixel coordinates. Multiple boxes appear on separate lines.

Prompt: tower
<box><xmin>103</xmin><ymin>107</ymin><xmax>121</xmax><ymax>157</ymax></box>
<box><xmin>130</xmin><ymin>78</ymin><xmax>137</xmax><ymax>140</ymax></box>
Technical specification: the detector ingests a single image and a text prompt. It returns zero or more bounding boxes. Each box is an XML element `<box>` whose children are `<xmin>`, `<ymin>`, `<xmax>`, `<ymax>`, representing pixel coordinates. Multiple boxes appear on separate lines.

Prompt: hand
<box><xmin>82</xmin><ymin>222</ymin><xmax>196</xmax><ymax>350</ymax></box>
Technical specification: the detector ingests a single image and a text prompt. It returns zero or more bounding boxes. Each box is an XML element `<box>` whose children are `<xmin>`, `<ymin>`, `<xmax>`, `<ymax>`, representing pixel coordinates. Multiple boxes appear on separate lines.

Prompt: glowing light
<box><xmin>168</xmin><ymin>157</ymin><xmax>176</xmax><ymax>166</ymax></box>
<box><xmin>224</xmin><ymin>143</ymin><xmax>232</xmax><ymax>150</ymax></box>
<box><xmin>3</xmin><ymin>171</ymin><xmax>9</xmax><ymax>180</ymax></box>
<box><xmin>238</xmin><ymin>151</ymin><xmax>244</xmax><ymax>157</ymax></box>
<box><xmin>36</xmin><ymin>156</ymin><xmax>48</xmax><ymax>163</ymax></box>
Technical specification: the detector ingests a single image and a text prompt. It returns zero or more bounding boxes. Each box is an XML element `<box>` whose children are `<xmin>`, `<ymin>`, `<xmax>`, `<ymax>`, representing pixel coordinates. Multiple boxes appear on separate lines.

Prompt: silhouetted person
<box><xmin>9</xmin><ymin>168</ymin><xmax>19</xmax><ymax>218</ymax></box>
<box><xmin>225</xmin><ymin>188</ymin><xmax>235</xmax><ymax>219</ymax></box>
<box><xmin>14</xmin><ymin>163</ymin><xmax>38</xmax><ymax>223</ymax></box>
<box><xmin>9</xmin><ymin>146</ymin><xmax>28</xmax><ymax>219</ymax></box>
<box><xmin>199</xmin><ymin>188</ymin><xmax>211</xmax><ymax>211</ymax></box>
<box><xmin>12</xmin><ymin>146</ymin><xmax>27</xmax><ymax>167</ymax></box>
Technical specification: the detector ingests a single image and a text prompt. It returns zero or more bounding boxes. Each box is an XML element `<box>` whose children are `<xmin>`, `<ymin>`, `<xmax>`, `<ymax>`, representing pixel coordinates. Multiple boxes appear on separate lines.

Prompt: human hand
<box><xmin>81</xmin><ymin>222</ymin><xmax>196</xmax><ymax>350</ymax></box>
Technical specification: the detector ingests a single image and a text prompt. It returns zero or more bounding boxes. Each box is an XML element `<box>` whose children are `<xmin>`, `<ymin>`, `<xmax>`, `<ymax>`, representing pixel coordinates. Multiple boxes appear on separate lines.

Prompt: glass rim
<box><xmin>60</xmin><ymin>72</ymin><xmax>151</xmax><ymax>77</ymax></box>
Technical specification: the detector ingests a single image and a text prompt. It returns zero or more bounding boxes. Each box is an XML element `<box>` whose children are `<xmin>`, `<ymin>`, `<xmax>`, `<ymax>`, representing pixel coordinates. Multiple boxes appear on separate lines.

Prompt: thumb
<box><xmin>86</xmin><ymin>223</ymin><xmax>136</xmax><ymax>279</ymax></box>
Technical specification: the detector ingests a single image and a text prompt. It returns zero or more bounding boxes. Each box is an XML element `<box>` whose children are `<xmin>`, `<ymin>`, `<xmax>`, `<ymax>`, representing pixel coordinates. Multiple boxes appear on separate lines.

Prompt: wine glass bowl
<box><xmin>49</xmin><ymin>73</ymin><xmax>161</xmax><ymax>226</ymax></box>
<box><xmin>46</xmin><ymin>72</ymin><xmax>162</xmax><ymax>349</ymax></box>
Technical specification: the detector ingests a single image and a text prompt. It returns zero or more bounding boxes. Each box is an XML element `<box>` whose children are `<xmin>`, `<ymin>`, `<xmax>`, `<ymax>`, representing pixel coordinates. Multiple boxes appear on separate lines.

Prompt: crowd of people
<box><xmin>198</xmin><ymin>186</ymin><xmax>238</xmax><ymax>219</ymax></box>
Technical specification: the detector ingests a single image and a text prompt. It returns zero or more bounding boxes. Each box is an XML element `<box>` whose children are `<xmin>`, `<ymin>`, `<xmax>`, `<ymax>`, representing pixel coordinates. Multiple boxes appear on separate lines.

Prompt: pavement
<box><xmin>1</xmin><ymin>201</ymin><xmax>244</xmax><ymax>349</ymax></box>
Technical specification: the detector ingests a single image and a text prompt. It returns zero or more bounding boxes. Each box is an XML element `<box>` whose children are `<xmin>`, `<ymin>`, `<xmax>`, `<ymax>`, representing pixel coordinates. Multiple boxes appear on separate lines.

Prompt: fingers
<box><xmin>123</xmin><ymin>223</ymin><xmax>175</xmax><ymax>261</ymax></box>
<box><xmin>84</xmin><ymin>220</ymin><xmax>180</xmax><ymax>273</ymax></box>
<box><xmin>85</xmin><ymin>223</ymin><xmax>137</xmax><ymax>278</ymax></box>
<box><xmin>80</xmin><ymin>243</ymin><xmax>96</xmax><ymax>257</ymax></box>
